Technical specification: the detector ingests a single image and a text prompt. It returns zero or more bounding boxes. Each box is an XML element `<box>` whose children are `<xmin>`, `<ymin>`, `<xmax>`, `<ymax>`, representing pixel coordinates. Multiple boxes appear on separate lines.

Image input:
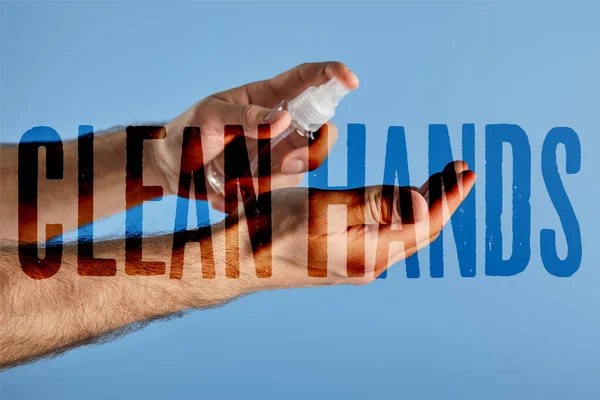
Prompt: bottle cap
<box><xmin>287</xmin><ymin>77</ymin><xmax>350</xmax><ymax>132</ymax></box>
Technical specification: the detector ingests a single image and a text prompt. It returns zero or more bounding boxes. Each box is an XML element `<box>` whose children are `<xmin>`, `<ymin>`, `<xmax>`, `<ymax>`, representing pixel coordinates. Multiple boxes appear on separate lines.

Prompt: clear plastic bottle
<box><xmin>206</xmin><ymin>77</ymin><xmax>351</xmax><ymax>194</ymax></box>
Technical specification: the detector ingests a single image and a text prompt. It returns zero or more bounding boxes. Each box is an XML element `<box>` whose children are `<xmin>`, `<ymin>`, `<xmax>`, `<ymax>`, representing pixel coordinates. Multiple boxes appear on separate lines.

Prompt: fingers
<box><xmin>418</xmin><ymin>160</ymin><xmax>468</xmax><ymax>201</ymax></box>
<box><xmin>342</xmin><ymin>160</ymin><xmax>473</xmax><ymax>230</ymax></box>
<box><xmin>349</xmin><ymin>161</ymin><xmax>476</xmax><ymax>277</ymax></box>
<box><xmin>360</xmin><ymin>186</ymin><xmax>428</xmax><ymax>226</ymax></box>
<box><xmin>214</xmin><ymin>123</ymin><xmax>337</xmax><ymax>207</ymax></box>
<box><xmin>208</xmin><ymin>98</ymin><xmax>293</xmax><ymax>139</ymax></box>
<box><xmin>380</xmin><ymin>167</ymin><xmax>476</xmax><ymax>249</ymax></box>
<box><xmin>314</xmin><ymin>185</ymin><xmax>428</xmax><ymax>228</ymax></box>
<box><xmin>381</xmin><ymin>166</ymin><xmax>475</xmax><ymax>246</ymax></box>
<box><xmin>280</xmin><ymin>122</ymin><xmax>338</xmax><ymax>175</ymax></box>
<box><xmin>426</xmin><ymin>164</ymin><xmax>476</xmax><ymax>234</ymax></box>
<box><xmin>215</xmin><ymin>62</ymin><xmax>359</xmax><ymax>108</ymax></box>
<box><xmin>262</xmin><ymin>62</ymin><xmax>359</xmax><ymax>105</ymax></box>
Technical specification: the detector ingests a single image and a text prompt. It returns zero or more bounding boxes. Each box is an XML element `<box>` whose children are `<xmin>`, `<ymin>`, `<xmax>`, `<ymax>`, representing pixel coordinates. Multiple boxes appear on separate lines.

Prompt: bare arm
<box><xmin>0</xmin><ymin>61</ymin><xmax>358</xmax><ymax>369</ymax></box>
<box><xmin>0</xmin><ymin>161</ymin><xmax>475</xmax><ymax>370</ymax></box>
<box><xmin>0</xmin><ymin>62</ymin><xmax>474</xmax><ymax>370</ymax></box>
<box><xmin>0</xmin><ymin>127</ymin><xmax>166</xmax><ymax>242</ymax></box>
<box><xmin>0</xmin><ymin>226</ymin><xmax>245</xmax><ymax>369</ymax></box>
<box><xmin>0</xmin><ymin>62</ymin><xmax>359</xmax><ymax>241</ymax></box>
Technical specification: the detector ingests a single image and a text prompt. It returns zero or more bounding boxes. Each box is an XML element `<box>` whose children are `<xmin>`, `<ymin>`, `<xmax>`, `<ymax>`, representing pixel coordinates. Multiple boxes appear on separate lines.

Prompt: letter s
<box><xmin>541</xmin><ymin>127</ymin><xmax>582</xmax><ymax>277</ymax></box>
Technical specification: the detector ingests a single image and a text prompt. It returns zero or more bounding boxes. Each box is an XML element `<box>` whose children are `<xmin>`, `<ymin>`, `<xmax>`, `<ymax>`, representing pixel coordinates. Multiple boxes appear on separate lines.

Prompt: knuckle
<box><xmin>328</xmin><ymin>61</ymin><xmax>345</xmax><ymax>72</ymax></box>
<box><xmin>240</xmin><ymin>105</ymin><xmax>259</xmax><ymax>127</ymax></box>
<box><xmin>364</xmin><ymin>187</ymin><xmax>383</xmax><ymax>224</ymax></box>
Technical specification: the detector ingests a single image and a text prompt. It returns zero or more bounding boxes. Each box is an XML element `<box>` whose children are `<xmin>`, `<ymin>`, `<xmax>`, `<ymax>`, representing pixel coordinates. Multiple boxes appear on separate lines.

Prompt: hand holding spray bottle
<box><xmin>206</xmin><ymin>77</ymin><xmax>352</xmax><ymax>194</ymax></box>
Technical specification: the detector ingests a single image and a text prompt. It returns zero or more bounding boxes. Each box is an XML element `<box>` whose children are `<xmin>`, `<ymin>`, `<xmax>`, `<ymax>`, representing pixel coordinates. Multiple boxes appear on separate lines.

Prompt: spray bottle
<box><xmin>206</xmin><ymin>77</ymin><xmax>352</xmax><ymax>194</ymax></box>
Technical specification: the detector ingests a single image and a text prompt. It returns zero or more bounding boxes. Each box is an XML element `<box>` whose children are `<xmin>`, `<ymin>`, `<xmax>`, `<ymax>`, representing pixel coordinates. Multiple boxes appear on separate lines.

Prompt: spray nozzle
<box><xmin>321</xmin><ymin>77</ymin><xmax>350</xmax><ymax>106</ymax></box>
<box><xmin>287</xmin><ymin>77</ymin><xmax>351</xmax><ymax>132</ymax></box>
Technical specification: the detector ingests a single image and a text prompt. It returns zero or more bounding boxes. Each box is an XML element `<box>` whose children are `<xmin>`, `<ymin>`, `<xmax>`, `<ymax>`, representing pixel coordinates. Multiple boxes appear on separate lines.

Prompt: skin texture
<box><xmin>0</xmin><ymin>62</ymin><xmax>476</xmax><ymax>369</ymax></box>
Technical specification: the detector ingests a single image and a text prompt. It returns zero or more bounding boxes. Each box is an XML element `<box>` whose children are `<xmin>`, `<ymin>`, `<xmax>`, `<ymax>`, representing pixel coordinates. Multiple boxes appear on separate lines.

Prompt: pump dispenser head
<box><xmin>287</xmin><ymin>77</ymin><xmax>350</xmax><ymax>132</ymax></box>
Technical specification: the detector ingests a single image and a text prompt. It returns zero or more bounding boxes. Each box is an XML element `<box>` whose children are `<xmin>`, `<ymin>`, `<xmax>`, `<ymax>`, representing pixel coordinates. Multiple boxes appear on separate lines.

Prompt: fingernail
<box><xmin>281</xmin><ymin>158</ymin><xmax>305</xmax><ymax>174</ymax></box>
<box><xmin>264</xmin><ymin>110</ymin><xmax>287</xmax><ymax>124</ymax></box>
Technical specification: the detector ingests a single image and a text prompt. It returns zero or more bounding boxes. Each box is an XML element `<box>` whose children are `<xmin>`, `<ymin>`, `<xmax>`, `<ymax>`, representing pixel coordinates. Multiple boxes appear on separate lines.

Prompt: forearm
<box><xmin>0</xmin><ymin>227</ymin><xmax>245</xmax><ymax>369</ymax></box>
<box><xmin>0</xmin><ymin>126</ymin><xmax>166</xmax><ymax>242</ymax></box>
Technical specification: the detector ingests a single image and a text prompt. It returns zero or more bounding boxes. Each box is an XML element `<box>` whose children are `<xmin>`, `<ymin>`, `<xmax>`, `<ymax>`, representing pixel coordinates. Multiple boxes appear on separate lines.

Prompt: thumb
<box><xmin>344</xmin><ymin>185</ymin><xmax>428</xmax><ymax>226</ymax></box>
<box><xmin>210</xmin><ymin>98</ymin><xmax>292</xmax><ymax>139</ymax></box>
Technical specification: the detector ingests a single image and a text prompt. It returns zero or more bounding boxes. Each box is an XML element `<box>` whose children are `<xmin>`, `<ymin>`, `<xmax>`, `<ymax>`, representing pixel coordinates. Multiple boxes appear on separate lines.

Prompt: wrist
<box><xmin>167</xmin><ymin>226</ymin><xmax>252</xmax><ymax>307</ymax></box>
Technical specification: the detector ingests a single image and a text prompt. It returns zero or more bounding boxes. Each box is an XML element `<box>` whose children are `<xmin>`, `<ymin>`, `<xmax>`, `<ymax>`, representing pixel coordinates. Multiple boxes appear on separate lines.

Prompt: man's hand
<box><xmin>0</xmin><ymin>59</ymin><xmax>475</xmax><ymax>370</ymax></box>
<box><xmin>153</xmin><ymin>62</ymin><xmax>359</xmax><ymax>211</ymax></box>
<box><xmin>0</xmin><ymin>62</ymin><xmax>357</xmax><ymax>241</ymax></box>
<box><xmin>0</xmin><ymin>161</ymin><xmax>474</xmax><ymax>369</ymax></box>
<box><xmin>220</xmin><ymin>161</ymin><xmax>476</xmax><ymax>292</ymax></box>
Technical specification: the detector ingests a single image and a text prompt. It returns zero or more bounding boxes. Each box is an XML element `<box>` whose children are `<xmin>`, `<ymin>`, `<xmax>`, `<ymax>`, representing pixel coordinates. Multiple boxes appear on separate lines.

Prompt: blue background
<box><xmin>1</xmin><ymin>1</ymin><xmax>599</xmax><ymax>399</ymax></box>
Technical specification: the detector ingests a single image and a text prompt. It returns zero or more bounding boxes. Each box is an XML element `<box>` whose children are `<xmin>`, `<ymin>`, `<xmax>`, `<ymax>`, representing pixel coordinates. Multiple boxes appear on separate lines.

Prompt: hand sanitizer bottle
<box><xmin>206</xmin><ymin>77</ymin><xmax>351</xmax><ymax>194</ymax></box>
